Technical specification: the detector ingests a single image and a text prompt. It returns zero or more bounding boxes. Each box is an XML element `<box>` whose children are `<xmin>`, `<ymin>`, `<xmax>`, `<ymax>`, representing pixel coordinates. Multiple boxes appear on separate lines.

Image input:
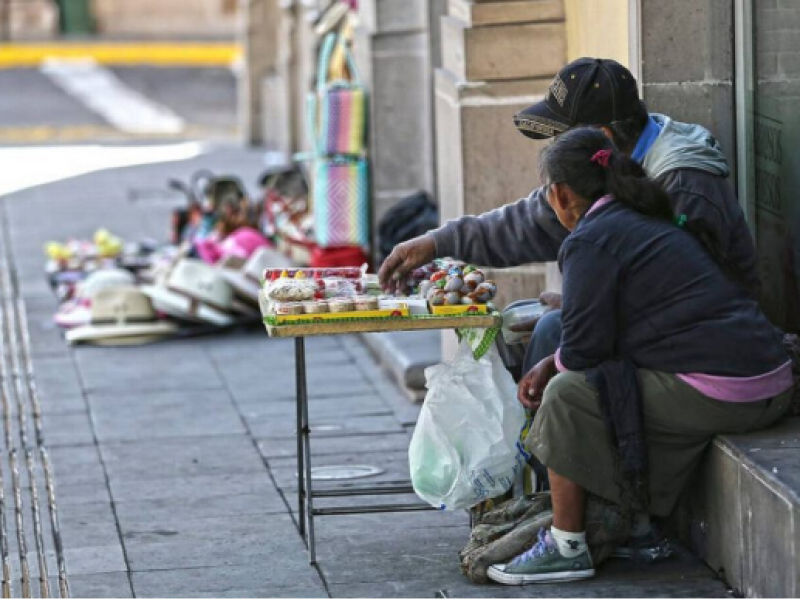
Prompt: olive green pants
<box><xmin>525</xmin><ymin>369</ymin><xmax>792</xmax><ymax>516</ymax></box>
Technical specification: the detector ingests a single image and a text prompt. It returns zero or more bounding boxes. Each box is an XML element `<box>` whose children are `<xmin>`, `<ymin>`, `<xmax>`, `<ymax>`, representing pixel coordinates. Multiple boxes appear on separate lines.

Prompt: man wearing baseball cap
<box><xmin>378</xmin><ymin>58</ymin><xmax>758</xmax><ymax>571</ymax></box>
<box><xmin>380</xmin><ymin>57</ymin><xmax>757</xmax><ymax>340</ymax></box>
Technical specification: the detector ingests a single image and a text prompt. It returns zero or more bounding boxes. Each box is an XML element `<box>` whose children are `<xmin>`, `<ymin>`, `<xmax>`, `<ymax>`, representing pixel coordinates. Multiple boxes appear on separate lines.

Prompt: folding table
<box><xmin>264</xmin><ymin>314</ymin><xmax>501</xmax><ymax>564</ymax></box>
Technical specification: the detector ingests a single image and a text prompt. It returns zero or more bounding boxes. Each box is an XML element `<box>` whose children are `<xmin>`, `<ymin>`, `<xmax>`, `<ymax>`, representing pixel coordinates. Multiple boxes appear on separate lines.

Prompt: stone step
<box><xmin>361</xmin><ymin>330</ymin><xmax>442</xmax><ymax>402</ymax></box>
<box><xmin>674</xmin><ymin>415</ymin><xmax>800</xmax><ymax>597</ymax></box>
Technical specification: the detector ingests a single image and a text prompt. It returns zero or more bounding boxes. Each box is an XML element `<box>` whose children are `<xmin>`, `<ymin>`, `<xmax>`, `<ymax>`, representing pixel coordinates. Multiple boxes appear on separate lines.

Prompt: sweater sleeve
<box><xmin>428</xmin><ymin>186</ymin><xmax>568</xmax><ymax>268</ymax></box>
<box><xmin>559</xmin><ymin>239</ymin><xmax>621</xmax><ymax>371</ymax></box>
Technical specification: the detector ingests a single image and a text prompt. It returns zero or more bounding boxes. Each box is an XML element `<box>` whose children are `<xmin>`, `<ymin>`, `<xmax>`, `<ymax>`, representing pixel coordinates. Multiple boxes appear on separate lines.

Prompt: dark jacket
<box><xmin>430</xmin><ymin>115</ymin><xmax>760</xmax><ymax>298</ymax></box>
<box><xmin>558</xmin><ymin>201</ymin><xmax>785</xmax><ymax>376</ymax></box>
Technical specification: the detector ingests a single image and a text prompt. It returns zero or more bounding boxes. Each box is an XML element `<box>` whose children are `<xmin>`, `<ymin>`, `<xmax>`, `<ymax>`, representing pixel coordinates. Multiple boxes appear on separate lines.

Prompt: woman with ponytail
<box><xmin>488</xmin><ymin>128</ymin><xmax>793</xmax><ymax>586</ymax></box>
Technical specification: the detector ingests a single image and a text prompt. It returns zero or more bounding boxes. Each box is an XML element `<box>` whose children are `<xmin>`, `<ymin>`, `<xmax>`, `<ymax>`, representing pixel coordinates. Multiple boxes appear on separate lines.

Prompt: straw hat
<box><xmin>141</xmin><ymin>258</ymin><xmax>235</xmax><ymax>326</ymax></box>
<box><xmin>220</xmin><ymin>247</ymin><xmax>293</xmax><ymax>305</ymax></box>
<box><xmin>66</xmin><ymin>286</ymin><xmax>177</xmax><ymax>346</ymax></box>
<box><xmin>54</xmin><ymin>268</ymin><xmax>136</xmax><ymax>329</ymax></box>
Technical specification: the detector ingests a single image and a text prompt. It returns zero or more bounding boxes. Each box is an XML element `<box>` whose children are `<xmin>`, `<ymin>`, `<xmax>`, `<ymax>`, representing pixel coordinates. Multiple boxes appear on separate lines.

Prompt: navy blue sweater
<box><xmin>559</xmin><ymin>201</ymin><xmax>786</xmax><ymax>377</ymax></box>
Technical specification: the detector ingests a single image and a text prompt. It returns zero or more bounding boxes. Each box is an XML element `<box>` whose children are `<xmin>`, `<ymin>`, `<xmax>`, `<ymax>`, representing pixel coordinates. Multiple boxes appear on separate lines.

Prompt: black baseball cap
<box><xmin>514</xmin><ymin>58</ymin><xmax>641</xmax><ymax>140</ymax></box>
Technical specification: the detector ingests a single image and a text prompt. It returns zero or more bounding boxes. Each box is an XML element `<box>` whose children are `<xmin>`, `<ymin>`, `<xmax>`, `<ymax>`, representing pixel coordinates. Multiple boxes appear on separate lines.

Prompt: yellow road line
<box><xmin>0</xmin><ymin>125</ymin><xmax>238</xmax><ymax>144</ymax></box>
<box><xmin>0</xmin><ymin>43</ymin><xmax>241</xmax><ymax>68</ymax></box>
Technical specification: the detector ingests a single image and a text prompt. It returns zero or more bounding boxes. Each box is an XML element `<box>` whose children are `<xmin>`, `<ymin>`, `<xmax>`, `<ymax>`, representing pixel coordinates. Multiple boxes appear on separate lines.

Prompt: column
<box><xmin>239</xmin><ymin>0</ymin><xmax>281</xmax><ymax>146</ymax></box>
<box><xmin>436</xmin><ymin>0</ymin><xmax>567</xmax><ymax>310</ymax></box>
<box><xmin>353</xmin><ymin>0</ymin><xmax>442</xmax><ymax>248</ymax></box>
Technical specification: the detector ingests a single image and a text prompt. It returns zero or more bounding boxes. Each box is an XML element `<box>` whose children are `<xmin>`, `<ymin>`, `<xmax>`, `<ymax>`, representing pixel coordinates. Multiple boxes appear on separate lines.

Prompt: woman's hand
<box><xmin>378</xmin><ymin>236</ymin><xmax>436</xmax><ymax>293</ymax></box>
<box><xmin>517</xmin><ymin>355</ymin><xmax>558</xmax><ymax>413</ymax></box>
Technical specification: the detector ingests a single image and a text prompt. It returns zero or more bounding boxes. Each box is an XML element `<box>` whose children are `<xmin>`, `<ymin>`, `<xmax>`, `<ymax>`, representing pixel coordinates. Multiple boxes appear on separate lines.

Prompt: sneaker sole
<box><xmin>486</xmin><ymin>565</ymin><xmax>595</xmax><ymax>586</ymax></box>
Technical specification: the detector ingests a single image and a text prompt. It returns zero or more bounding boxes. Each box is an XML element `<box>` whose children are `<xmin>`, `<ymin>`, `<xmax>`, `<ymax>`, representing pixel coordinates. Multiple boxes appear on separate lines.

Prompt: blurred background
<box><xmin>0</xmin><ymin>0</ymin><xmax>797</xmax><ymax>326</ymax></box>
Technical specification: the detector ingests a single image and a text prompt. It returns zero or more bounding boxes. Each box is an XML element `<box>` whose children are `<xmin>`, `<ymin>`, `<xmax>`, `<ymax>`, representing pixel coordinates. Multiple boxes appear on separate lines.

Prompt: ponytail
<box><xmin>601</xmin><ymin>149</ymin><xmax>673</xmax><ymax>221</ymax></box>
<box><xmin>540</xmin><ymin>127</ymin><xmax>672</xmax><ymax>221</ymax></box>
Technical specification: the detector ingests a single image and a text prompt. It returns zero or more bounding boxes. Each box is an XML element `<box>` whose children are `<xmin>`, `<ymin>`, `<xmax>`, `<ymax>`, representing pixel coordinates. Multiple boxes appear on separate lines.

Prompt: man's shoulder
<box><xmin>657</xmin><ymin>167</ymin><xmax>736</xmax><ymax>205</ymax></box>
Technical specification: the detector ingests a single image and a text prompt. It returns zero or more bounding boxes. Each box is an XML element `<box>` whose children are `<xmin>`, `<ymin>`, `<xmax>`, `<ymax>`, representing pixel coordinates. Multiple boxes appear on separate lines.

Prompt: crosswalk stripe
<box><xmin>40</xmin><ymin>58</ymin><xmax>185</xmax><ymax>135</ymax></box>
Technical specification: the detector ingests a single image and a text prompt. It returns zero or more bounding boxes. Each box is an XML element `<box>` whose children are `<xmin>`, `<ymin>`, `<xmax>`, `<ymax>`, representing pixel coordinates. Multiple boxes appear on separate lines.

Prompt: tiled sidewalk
<box><xmin>0</xmin><ymin>147</ymin><xmax>730</xmax><ymax>597</ymax></box>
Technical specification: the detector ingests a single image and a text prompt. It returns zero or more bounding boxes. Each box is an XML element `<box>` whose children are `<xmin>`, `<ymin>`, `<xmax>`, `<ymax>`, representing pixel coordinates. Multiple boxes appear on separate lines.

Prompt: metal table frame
<box><xmin>268</xmin><ymin>314</ymin><xmax>500</xmax><ymax>564</ymax></box>
<box><xmin>293</xmin><ymin>336</ymin><xmax>435</xmax><ymax>564</ymax></box>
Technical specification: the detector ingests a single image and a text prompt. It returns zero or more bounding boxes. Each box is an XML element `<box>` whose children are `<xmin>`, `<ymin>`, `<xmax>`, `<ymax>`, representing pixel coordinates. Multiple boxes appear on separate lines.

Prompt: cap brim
<box><xmin>514</xmin><ymin>99</ymin><xmax>572</xmax><ymax>140</ymax></box>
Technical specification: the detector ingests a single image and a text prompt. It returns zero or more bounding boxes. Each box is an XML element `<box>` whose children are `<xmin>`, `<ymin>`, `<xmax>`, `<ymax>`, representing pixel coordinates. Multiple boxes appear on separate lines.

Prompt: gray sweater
<box><xmin>430</xmin><ymin>114</ymin><xmax>760</xmax><ymax>297</ymax></box>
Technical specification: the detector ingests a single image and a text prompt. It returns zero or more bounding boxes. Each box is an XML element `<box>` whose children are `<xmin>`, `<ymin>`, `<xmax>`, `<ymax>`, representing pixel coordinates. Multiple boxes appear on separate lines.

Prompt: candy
<box><xmin>429</xmin><ymin>290</ymin><xmax>446</xmax><ymax>306</ymax></box>
<box><xmin>445</xmin><ymin>291</ymin><xmax>463</xmax><ymax>305</ymax></box>
<box><xmin>444</xmin><ymin>276</ymin><xmax>464</xmax><ymax>292</ymax></box>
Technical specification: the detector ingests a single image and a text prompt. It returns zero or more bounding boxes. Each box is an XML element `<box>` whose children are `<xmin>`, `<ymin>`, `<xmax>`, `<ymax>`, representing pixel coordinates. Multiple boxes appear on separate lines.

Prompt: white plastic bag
<box><xmin>409</xmin><ymin>341</ymin><xmax>529</xmax><ymax>510</ymax></box>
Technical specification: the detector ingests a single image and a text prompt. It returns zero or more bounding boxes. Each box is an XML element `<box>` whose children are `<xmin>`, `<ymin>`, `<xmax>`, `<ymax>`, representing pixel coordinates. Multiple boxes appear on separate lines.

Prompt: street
<box><xmin>0</xmin><ymin>65</ymin><xmax>236</xmax><ymax>144</ymax></box>
<box><xmin>0</xmin><ymin>57</ymin><xmax>730</xmax><ymax>598</ymax></box>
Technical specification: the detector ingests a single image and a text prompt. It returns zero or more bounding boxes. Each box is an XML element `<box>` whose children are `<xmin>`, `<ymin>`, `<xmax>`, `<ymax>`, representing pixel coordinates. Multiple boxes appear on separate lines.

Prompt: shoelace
<box><xmin>511</xmin><ymin>528</ymin><xmax>554</xmax><ymax>565</ymax></box>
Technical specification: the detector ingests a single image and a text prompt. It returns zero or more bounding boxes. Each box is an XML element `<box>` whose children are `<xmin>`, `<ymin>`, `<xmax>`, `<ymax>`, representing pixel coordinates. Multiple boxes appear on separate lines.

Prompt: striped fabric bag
<box><xmin>304</xmin><ymin>32</ymin><xmax>370</xmax><ymax>250</ymax></box>
<box><xmin>320</xmin><ymin>84</ymin><xmax>367</xmax><ymax>156</ymax></box>
<box><xmin>313</xmin><ymin>157</ymin><xmax>369</xmax><ymax>248</ymax></box>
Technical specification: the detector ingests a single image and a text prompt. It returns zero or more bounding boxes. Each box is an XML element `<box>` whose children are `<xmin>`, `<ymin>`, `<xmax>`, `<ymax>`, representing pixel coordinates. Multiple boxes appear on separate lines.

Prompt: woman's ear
<box><xmin>551</xmin><ymin>182</ymin><xmax>571</xmax><ymax>212</ymax></box>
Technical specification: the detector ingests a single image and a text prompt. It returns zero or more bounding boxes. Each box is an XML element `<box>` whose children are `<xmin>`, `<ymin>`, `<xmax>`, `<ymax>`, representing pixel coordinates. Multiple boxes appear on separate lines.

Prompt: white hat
<box><xmin>66</xmin><ymin>286</ymin><xmax>177</xmax><ymax>346</ymax></box>
<box><xmin>54</xmin><ymin>268</ymin><xmax>136</xmax><ymax>329</ymax></box>
<box><xmin>220</xmin><ymin>247</ymin><xmax>293</xmax><ymax>305</ymax></box>
<box><xmin>141</xmin><ymin>258</ymin><xmax>235</xmax><ymax>326</ymax></box>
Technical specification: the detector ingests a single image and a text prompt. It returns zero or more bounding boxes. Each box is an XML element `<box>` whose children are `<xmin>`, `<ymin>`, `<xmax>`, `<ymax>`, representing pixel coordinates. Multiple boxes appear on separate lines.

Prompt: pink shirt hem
<box><xmin>554</xmin><ymin>349</ymin><xmax>792</xmax><ymax>403</ymax></box>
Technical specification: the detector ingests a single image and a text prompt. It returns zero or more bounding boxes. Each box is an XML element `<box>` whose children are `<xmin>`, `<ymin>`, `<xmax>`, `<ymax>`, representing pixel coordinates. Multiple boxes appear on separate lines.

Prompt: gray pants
<box><xmin>527</xmin><ymin>369</ymin><xmax>793</xmax><ymax>516</ymax></box>
<box><xmin>496</xmin><ymin>304</ymin><xmax>562</xmax><ymax>381</ymax></box>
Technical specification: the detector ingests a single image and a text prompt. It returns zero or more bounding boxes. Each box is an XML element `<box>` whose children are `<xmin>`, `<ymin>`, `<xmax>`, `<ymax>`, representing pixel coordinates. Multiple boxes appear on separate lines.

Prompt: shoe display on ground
<box><xmin>486</xmin><ymin>528</ymin><xmax>595</xmax><ymax>585</ymax></box>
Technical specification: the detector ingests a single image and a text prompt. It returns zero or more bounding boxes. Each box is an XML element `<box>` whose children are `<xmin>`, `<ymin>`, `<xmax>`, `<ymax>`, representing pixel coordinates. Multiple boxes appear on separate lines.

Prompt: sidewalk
<box><xmin>0</xmin><ymin>145</ymin><xmax>731</xmax><ymax>597</ymax></box>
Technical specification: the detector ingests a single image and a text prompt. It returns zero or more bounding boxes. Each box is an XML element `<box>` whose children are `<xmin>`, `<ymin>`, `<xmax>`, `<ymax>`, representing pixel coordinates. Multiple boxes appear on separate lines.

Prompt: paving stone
<box><xmin>236</xmin><ymin>391</ymin><xmax>390</xmax><ymax>418</ymax></box>
<box><xmin>109</xmin><ymin>473</ymin><xmax>280</xmax><ymax>503</ymax></box>
<box><xmin>43</xmin><ymin>480</ymin><xmax>112</xmax><ymax>506</ymax></box>
<box><xmin>46</xmin><ymin>445</ymin><xmax>106</xmax><ymax>487</ymax></box>
<box><xmin>121</xmin><ymin>513</ymin><xmax>297</xmax><ymax>549</ymax></box>
<box><xmin>40</xmin><ymin>412</ymin><xmax>95</xmax><ymax>447</ymax></box>
<box><xmin>124</xmin><ymin>522</ymin><xmax>304</xmax><ymax>571</ymax></box>
<box><xmin>91</xmin><ymin>393</ymin><xmax>245</xmax><ymax>442</ymax></box>
<box><xmin>59</xmin><ymin>511</ymin><xmax>121</xmax><ymax>549</ymax></box>
<box><xmin>250</xmin><ymin>414</ymin><xmax>404</xmax><ymax>440</ymax></box>
<box><xmin>30</xmin><ymin>356</ymin><xmax>84</xmax><ymax>401</ymax></box>
<box><xmin>131</xmin><ymin>564</ymin><xmax>324</xmax><ymax>597</ymax></box>
<box><xmin>75</xmin><ymin>347</ymin><xmax>225</xmax><ymax>394</ymax></box>
<box><xmin>63</xmin><ymin>545</ymin><xmax>127</xmax><ymax>575</ymax></box>
<box><xmin>115</xmin><ymin>492</ymin><xmax>285</xmax><ymax>526</ymax></box>
<box><xmin>320</xmin><ymin>551</ymin><xmax>457</xmax><ymax>585</ymax></box>
<box><xmin>188</xmin><ymin>586</ymin><xmax>328</xmax><ymax>598</ymax></box>
<box><xmin>228</xmin><ymin>375</ymin><xmax>376</xmax><ymax>404</ymax></box>
<box><xmin>102</xmin><ymin>435</ymin><xmax>264</xmax><ymax>481</ymax></box>
<box><xmin>269</xmin><ymin>450</ymin><xmax>413</xmax><ymax>493</ymax></box>
<box><xmin>258</xmin><ymin>431</ymin><xmax>412</xmax><ymax>459</ymax></box>
<box><xmin>67</xmin><ymin>572</ymin><xmax>133</xmax><ymax>598</ymax></box>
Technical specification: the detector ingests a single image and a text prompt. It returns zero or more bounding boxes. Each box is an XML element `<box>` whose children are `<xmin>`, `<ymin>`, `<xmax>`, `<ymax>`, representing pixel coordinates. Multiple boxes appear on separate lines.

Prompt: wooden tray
<box><xmin>263</xmin><ymin>314</ymin><xmax>501</xmax><ymax>338</ymax></box>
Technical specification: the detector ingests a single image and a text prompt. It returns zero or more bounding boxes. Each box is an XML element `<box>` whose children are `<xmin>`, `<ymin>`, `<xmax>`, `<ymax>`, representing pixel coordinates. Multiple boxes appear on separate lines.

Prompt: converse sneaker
<box><xmin>487</xmin><ymin>528</ymin><xmax>595</xmax><ymax>585</ymax></box>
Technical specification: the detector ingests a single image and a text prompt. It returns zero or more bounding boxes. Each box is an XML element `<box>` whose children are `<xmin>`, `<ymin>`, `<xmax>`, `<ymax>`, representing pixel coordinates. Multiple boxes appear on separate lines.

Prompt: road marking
<box><xmin>0</xmin><ymin>142</ymin><xmax>205</xmax><ymax>196</ymax></box>
<box><xmin>0</xmin><ymin>43</ymin><xmax>240</xmax><ymax>68</ymax></box>
<box><xmin>41</xmin><ymin>58</ymin><xmax>185</xmax><ymax>135</ymax></box>
<box><xmin>0</xmin><ymin>124</ymin><xmax>236</xmax><ymax>144</ymax></box>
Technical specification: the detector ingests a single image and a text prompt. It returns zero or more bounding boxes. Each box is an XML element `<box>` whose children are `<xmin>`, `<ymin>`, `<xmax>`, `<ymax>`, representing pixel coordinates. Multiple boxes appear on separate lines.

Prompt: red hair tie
<box><xmin>591</xmin><ymin>149</ymin><xmax>612</xmax><ymax>168</ymax></box>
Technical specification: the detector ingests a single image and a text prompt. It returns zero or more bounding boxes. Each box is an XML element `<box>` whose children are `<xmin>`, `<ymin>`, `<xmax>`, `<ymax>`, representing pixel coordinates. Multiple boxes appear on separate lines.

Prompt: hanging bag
<box><xmin>305</xmin><ymin>32</ymin><xmax>370</xmax><ymax>250</ymax></box>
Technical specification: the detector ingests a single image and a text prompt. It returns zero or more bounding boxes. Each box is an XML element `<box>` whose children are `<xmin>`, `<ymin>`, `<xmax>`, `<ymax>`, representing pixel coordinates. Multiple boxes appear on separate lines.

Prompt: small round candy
<box><xmin>445</xmin><ymin>291</ymin><xmax>463</xmax><ymax>305</ymax></box>
<box><xmin>444</xmin><ymin>276</ymin><xmax>464</xmax><ymax>292</ymax></box>
<box><xmin>429</xmin><ymin>290</ymin><xmax>446</xmax><ymax>306</ymax></box>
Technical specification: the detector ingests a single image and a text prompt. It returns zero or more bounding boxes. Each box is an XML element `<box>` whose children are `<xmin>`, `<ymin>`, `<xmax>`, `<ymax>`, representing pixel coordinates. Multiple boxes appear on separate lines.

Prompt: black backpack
<box><xmin>377</xmin><ymin>191</ymin><xmax>438</xmax><ymax>264</ymax></box>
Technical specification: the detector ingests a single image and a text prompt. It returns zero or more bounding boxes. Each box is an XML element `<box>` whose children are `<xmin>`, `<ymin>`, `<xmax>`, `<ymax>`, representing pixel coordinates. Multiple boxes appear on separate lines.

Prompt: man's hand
<box><xmin>508</xmin><ymin>291</ymin><xmax>563</xmax><ymax>334</ymax></box>
<box><xmin>517</xmin><ymin>355</ymin><xmax>558</xmax><ymax>413</ymax></box>
<box><xmin>378</xmin><ymin>236</ymin><xmax>437</xmax><ymax>293</ymax></box>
